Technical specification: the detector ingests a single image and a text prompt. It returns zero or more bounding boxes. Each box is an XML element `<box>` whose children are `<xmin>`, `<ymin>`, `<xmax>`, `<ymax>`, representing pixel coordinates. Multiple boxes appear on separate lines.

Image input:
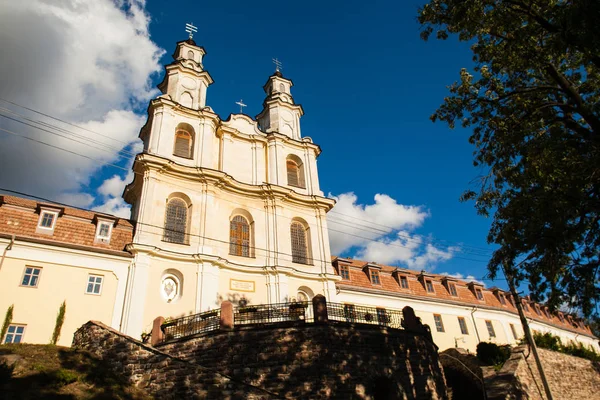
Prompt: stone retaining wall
<box><xmin>486</xmin><ymin>346</ymin><xmax>600</xmax><ymax>400</ymax></box>
<box><xmin>158</xmin><ymin>322</ymin><xmax>447</xmax><ymax>399</ymax></box>
<box><xmin>72</xmin><ymin>321</ymin><xmax>273</xmax><ymax>399</ymax></box>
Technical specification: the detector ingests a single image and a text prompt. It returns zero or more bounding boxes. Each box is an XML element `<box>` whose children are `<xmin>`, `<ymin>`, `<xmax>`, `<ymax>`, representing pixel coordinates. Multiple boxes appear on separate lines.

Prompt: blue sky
<box><xmin>0</xmin><ymin>1</ymin><xmax>507</xmax><ymax>289</ymax></box>
<box><xmin>143</xmin><ymin>0</ymin><xmax>499</xmax><ymax>282</ymax></box>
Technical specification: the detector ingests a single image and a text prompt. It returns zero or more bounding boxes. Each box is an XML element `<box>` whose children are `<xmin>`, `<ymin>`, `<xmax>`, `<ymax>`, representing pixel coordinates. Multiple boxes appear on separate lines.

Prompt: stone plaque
<box><xmin>230</xmin><ymin>279</ymin><xmax>255</xmax><ymax>292</ymax></box>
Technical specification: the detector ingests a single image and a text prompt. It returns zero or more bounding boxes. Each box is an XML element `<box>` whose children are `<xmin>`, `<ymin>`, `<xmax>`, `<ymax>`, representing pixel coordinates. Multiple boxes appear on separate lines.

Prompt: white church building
<box><xmin>0</xmin><ymin>36</ymin><xmax>597</xmax><ymax>353</ymax></box>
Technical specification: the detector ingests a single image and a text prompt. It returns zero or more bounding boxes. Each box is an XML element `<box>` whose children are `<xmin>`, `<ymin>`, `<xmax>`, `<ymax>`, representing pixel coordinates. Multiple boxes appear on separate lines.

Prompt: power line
<box><xmin>0</xmin><ymin>99</ymin><xmax>494</xmax><ymax>255</ymax></box>
<box><xmin>0</xmin><ymin>124</ymin><xmax>493</xmax><ymax>263</ymax></box>
<box><xmin>0</xmin><ymin>97</ymin><xmax>135</xmax><ymax>148</ymax></box>
<box><xmin>0</xmin><ymin>185</ymin><xmax>500</xmax><ymax>284</ymax></box>
<box><xmin>0</xmin><ymin>102</ymin><xmax>495</xmax><ymax>261</ymax></box>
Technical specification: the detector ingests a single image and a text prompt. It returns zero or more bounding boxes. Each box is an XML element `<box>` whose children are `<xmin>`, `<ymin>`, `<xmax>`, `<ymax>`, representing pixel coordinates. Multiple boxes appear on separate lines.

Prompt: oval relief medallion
<box><xmin>181</xmin><ymin>77</ymin><xmax>197</xmax><ymax>90</ymax></box>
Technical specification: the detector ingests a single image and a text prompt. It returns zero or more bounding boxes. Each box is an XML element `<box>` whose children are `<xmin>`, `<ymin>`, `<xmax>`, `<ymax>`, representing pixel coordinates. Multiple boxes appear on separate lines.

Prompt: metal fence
<box><xmin>234</xmin><ymin>301</ymin><xmax>312</xmax><ymax>326</ymax></box>
<box><xmin>161</xmin><ymin>309</ymin><xmax>221</xmax><ymax>342</ymax></box>
<box><xmin>160</xmin><ymin>300</ymin><xmax>404</xmax><ymax>343</ymax></box>
<box><xmin>327</xmin><ymin>302</ymin><xmax>403</xmax><ymax>329</ymax></box>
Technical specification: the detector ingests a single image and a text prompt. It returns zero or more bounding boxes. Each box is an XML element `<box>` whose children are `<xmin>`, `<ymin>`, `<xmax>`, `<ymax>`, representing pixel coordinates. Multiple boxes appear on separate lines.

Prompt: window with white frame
<box><xmin>4</xmin><ymin>324</ymin><xmax>25</xmax><ymax>343</ymax></box>
<box><xmin>21</xmin><ymin>267</ymin><xmax>41</xmax><ymax>287</ymax></box>
<box><xmin>38</xmin><ymin>211</ymin><xmax>57</xmax><ymax>230</ymax></box>
<box><xmin>96</xmin><ymin>221</ymin><xmax>112</xmax><ymax>240</ymax></box>
<box><xmin>86</xmin><ymin>275</ymin><xmax>103</xmax><ymax>295</ymax></box>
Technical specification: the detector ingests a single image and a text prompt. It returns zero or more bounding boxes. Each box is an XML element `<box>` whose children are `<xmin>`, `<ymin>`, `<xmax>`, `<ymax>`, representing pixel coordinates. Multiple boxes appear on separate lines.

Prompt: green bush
<box><xmin>53</xmin><ymin>368</ymin><xmax>79</xmax><ymax>386</ymax></box>
<box><xmin>476</xmin><ymin>342</ymin><xmax>511</xmax><ymax>366</ymax></box>
<box><xmin>527</xmin><ymin>331</ymin><xmax>600</xmax><ymax>362</ymax></box>
<box><xmin>532</xmin><ymin>332</ymin><xmax>561</xmax><ymax>351</ymax></box>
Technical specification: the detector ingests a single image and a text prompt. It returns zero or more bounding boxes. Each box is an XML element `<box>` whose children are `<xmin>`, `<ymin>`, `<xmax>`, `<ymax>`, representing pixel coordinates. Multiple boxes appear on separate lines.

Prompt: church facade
<box><xmin>0</xmin><ymin>37</ymin><xmax>597</xmax><ymax>353</ymax></box>
<box><xmin>120</xmin><ymin>38</ymin><xmax>338</xmax><ymax>336</ymax></box>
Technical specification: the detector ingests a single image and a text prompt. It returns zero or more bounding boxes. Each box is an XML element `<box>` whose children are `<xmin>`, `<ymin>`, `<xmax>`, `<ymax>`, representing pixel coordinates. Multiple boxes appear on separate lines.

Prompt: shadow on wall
<box><xmin>159</xmin><ymin>302</ymin><xmax>448</xmax><ymax>399</ymax></box>
<box><xmin>216</xmin><ymin>292</ymin><xmax>252</xmax><ymax>308</ymax></box>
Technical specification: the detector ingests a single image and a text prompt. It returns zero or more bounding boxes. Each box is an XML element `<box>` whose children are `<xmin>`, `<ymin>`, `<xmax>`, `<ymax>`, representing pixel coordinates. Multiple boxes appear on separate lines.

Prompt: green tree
<box><xmin>418</xmin><ymin>0</ymin><xmax>600</xmax><ymax>317</ymax></box>
<box><xmin>1</xmin><ymin>305</ymin><xmax>14</xmax><ymax>342</ymax></box>
<box><xmin>51</xmin><ymin>301</ymin><xmax>66</xmax><ymax>345</ymax></box>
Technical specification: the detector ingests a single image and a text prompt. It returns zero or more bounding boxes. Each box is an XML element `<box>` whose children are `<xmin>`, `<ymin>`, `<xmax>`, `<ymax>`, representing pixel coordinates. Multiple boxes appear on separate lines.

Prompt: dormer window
<box><xmin>534</xmin><ymin>304</ymin><xmax>542</xmax><ymax>316</ymax></box>
<box><xmin>36</xmin><ymin>205</ymin><xmax>63</xmax><ymax>235</ymax></box>
<box><xmin>363</xmin><ymin>263</ymin><xmax>381</xmax><ymax>285</ymax></box>
<box><xmin>94</xmin><ymin>216</ymin><xmax>116</xmax><ymax>244</ymax></box>
<box><xmin>370</xmin><ymin>270</ymin><xmax>381</xmax><ymax>285</ymax></box>
<box><xmin>426</xmin><ymin>280</ymin><xmax>434</xmax><ymax>293</ymax></box>
<box><xmin>522</xmin><ymin>301</ymin><xmax>530</xmax><ymax>312</ymax></box>
<box><xmin>498</xmin><ymin>293</ymin><xmax>507</xmax><ymax>305</ymax></box>
<box><xmin>558</xmin><ymin>313</ymin><xmax>565</xmax><ymax>322</ymax></box>
<box><xmin>39</xmin><ymin>211</ymin><xmax>55</xmax><ymax>228</ymax></box>
<box><xmin>399</xmin><ymin>275</ymin><xmax>409</xmax><ymax>289</ymax></box>
<box><xmin>448</xmin><ymin>283</ymin><xmax>457</xmax><ymax>296</ymax></box>
<box><xmin>543</xmin><ymin>308</ymin><xmax>551</xmax><ymax>319</ymax></box>
<box><xmin>339</xmin><ymin>265</ymin><xmax>350</xmax><ymax>280</ymax></box>
<box><xmin>475</xmin><ymin>288</ymin><xmax>484</xmax><ymax>300</ymax></box>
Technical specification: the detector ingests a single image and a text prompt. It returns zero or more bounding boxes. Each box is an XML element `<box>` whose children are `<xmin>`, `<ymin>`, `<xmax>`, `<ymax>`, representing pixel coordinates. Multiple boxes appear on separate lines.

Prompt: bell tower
<box><xmin>156</xmin><ymin>38</ymin><xmax>214</xmax><ymax>109</ymax></box>
<box><xmin>256</xmin><ymin>67</ymin><xmax>304</xmax><ymax>140</ymax></box>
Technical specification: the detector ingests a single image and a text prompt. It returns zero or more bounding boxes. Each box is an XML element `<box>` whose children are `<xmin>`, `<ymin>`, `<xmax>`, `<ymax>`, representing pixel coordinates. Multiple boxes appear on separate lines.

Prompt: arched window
<box><xmin>286</xmin><ymin>155</ymin><xmax>306</xmax><ymax>188</ymax></box>
<box><xmin>279</xmin><ymin>83</ymin><xmax>285</xmax><ymax>92</ymax></box>
<box><xmin>163</xmin><ymin>198</ymin><xmax>189</xmax><ymax>244</ymax></box>
<box><xmin>291</xmin><ymin>221</ymin><xmax>310</xmax><ymax>264</ymax></box>
<box><xmin>187</xmin><ymin>50</ymin><xmax>194</xmax><ymax>60</ymax></box>
<box><xmin>173</xmin><ymin>123</ymin><xmax>194</xmax><ymax>159</ymax></box>
<box><xmin>229</xmin><ymin>215</ymin><xmax>251</xmax><ymax>257</ymax></box>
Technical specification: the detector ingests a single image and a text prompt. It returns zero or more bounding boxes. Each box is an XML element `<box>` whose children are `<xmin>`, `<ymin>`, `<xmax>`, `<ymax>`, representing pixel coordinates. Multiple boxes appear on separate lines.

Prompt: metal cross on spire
<box><xmin>185</xmin><ymin>23</ymin><xmax>198</xmax><ymax>40</ymax></box>
<box><xmin>235</xmin><ymin>99</ymin><xmax>247</xmax><ymax>113</ymax></box>
<box><xmin>272</xmin><ymin>58</ymin><xmax>283</xmax><ymax>72</ymax></box>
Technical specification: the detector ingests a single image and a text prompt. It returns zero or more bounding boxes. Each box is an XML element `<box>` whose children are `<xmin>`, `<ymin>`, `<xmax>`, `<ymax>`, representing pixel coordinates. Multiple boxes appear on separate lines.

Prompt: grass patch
<box><xmin>0</xmin><ymin>343</ymin><xmax>151</xmax><ymax>399</ymax></box>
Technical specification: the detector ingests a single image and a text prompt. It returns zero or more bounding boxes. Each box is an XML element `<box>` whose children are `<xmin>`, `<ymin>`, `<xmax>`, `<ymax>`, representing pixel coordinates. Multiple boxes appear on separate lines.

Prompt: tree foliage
<box><xmin>418</xmin><ymin>0</ymin><xmax>600</xmax><ymax>318</ymax></box>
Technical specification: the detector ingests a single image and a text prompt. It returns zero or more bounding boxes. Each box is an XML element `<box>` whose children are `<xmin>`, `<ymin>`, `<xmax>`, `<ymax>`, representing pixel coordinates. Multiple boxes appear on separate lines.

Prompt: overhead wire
<box><xmin>0</xmin><ymin>186</ymin><xmax>502</xmax><ymax>283</ymax></box>
<box><xmin>0</xmin><ymin>98</ymin><xmax>495</xmax><ymax>255</ymax></box>
<box><xmin>0</xmin><ymin>100</ymin><xmax>495</xmax><ymax>263</ymax></box>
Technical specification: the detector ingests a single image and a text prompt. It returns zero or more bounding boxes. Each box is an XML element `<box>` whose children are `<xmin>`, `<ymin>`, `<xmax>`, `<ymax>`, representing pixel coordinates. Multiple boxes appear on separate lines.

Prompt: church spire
<box><xmin>256</xmin><ymin>61</ymin><xmax>304</xmax><ymax>139</ymax></box>
<box><xmin>156</xmin><ymin>23</ymin><xmax>214</xmax><ymax>110</ymax></box>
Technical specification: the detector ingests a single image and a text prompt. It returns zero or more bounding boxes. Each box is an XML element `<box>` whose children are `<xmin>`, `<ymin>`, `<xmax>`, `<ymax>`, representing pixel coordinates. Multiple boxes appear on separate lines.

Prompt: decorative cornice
<box><xmin>123</xmin><ymin>153</ymin><xmax>335</xmax><ymax>211</ymax></box>
<box><xmin>126</xmin><ymin>242</ymin><xmax>338</xmax><ymax>282</ymax></box>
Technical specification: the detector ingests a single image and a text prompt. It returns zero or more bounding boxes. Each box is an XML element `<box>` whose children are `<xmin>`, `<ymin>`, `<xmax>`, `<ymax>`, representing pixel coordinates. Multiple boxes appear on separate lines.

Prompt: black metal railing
<box><xmin>327</xmin><ymin>302</ymin><xmax>403</xmax><ymax>329</ymax></box>
<box><xmin>161</xmin><ymin>309</ymin><xmax>221</xmax><ymax>342</ymax></box>
<box><xmin>158</xmin><ymin>300</ymin><xmax>406</xmax><ymax>344</ymax></box>
<box><xmin>234</xmin><ymin>301</ymin><xmax>312</xmax><ymax>326</ymax></box>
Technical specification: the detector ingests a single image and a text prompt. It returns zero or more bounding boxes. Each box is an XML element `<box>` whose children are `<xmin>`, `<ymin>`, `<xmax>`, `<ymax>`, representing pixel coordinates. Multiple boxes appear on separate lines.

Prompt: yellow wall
<box><xmin>0</xmin><ymin>257</ymin><xmax>120</xmax><ymax>347</ymax></box>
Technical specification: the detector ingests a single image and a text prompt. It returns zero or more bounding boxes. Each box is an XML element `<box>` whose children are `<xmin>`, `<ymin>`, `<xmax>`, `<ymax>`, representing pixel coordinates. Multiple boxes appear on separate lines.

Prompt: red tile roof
<box><xmin>332</xmin><ymin>257</ymin><xmax>594</xmax><ymax>337</ymax></box>
<box><xmin>0</xmin><ymin>195</ymin><xmax>133</xmax><ymax>255</ymax></box>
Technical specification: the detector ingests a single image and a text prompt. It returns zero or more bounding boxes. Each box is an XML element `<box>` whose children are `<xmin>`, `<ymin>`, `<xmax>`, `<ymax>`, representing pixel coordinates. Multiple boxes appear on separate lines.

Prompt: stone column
<box><xmin>220</xmin><ymin>301</ymin><xmax>234</xmax><ymax>330</ymax></box>
<box><xmin>313</xmin><ymin>294</ymin><xmax>328</xmax><ymax>324</ymax></box>
<box><xmin>151</xmin><ymin>316</ymin><xmax>165</xmax><ymax>346</ymax></box>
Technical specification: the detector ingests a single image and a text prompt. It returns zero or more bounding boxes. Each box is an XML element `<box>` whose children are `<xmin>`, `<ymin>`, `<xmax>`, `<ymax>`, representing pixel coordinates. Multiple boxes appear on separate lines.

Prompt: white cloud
<box><xmin>328</xmin><ymin>192</ymin><xmax>428</xmax><ymax>255</ymax></box>
<box><xmin>0</xmin><ymin>0</ymin><xmax>163</xmax><ymax>215</ymax></box>
<box><xmin>328</xmin><ymin>192</ymin><xmax>459</xmax><ymax>271</ymax></box>
<box><xmin>98</xmin><ymin>172</ymin><xmax>135</xmax><ymax>199</ymax></box>
<box><xmin>93</xmin><ymin>197</ymin><xmax>131</xmax><ymax>219</ymax></box>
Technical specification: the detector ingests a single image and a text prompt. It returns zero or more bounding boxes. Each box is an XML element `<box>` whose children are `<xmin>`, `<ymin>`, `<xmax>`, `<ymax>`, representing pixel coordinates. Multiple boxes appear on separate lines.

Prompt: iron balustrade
<box><xmin>158</xmin><ymin>301</ymin><xmax>405</xmax><ymax>343</ymax></box>
<box><xmin>161</xmin><ymin>309</ymin><xmax>221</xmax><ymax>342</ymax></box>
<box><xmin>327</xmin><ymin>302</ymin><xmax>403</xmax><ymax>328</ymax></box>
<box><xmin>234</xmin><ymin>301</ymin><xmax>312</xmax><ymax>326</ymax></box>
